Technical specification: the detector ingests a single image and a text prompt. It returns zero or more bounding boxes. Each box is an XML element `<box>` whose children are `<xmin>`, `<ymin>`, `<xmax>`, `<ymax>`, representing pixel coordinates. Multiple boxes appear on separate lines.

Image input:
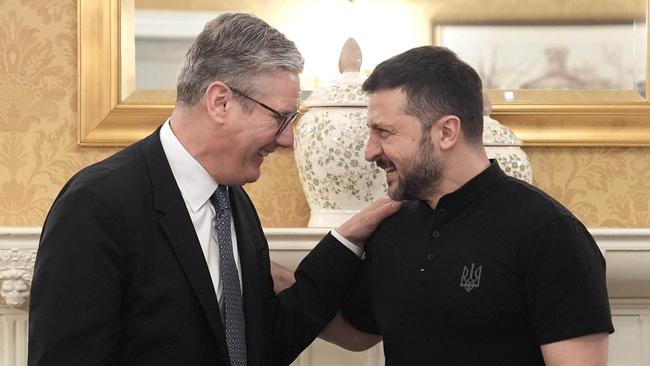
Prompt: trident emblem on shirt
<box><xmin>460</xmin><ymin>262</ymin><xmax>482</xmax><ymax>292</ymax></box>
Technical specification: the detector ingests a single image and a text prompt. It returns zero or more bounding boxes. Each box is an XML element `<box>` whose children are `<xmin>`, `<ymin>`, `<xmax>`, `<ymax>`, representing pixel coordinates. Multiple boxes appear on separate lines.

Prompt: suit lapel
<box><xmin>140</xmin><ymin>129</ymin><xmax>229</xmax><ymax>360</ymax></box>
<box><xmin>230</xmin><ymin>187</ymin><xmax>265</xmax><ymax>366</ymax></box>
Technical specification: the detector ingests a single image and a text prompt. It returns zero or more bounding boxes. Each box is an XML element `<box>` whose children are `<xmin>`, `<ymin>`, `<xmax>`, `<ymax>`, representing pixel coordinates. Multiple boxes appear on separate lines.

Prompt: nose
<box><xmin>275</xmin><ymin>125</ymin><xmax>294</xmax><ymax>148</ymax></box>
<box><xmin>365</xmin><ymin>132</ymin><xmax>381</xmax><ymax>162</ymax></box>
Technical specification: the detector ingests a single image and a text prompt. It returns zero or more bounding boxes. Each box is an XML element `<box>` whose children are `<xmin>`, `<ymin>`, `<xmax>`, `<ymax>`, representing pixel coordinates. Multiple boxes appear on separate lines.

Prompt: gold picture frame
<box><xmin>78</xmin><ymin>0</ymin><xmax>650</xmax><ymax>146</ymax></box>
<box><xmin>78</xmin><ymin>0</ymin><xmax>171</xmax><ymax>146</ymax></box>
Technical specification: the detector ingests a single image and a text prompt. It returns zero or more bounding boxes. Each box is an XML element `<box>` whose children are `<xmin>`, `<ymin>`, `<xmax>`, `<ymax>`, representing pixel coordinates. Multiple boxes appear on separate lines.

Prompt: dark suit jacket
<box><xmin>28</xmin><ymin>129</ymin><xmax>360</xmax><ymax>366</ymax></box>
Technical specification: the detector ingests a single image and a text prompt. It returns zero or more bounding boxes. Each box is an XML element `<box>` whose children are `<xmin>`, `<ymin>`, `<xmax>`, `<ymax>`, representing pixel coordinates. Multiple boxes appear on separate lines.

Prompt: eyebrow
<box><xmin>367</xmin><ymin>121</ymin><xmax>387</xmax><ymax>130</ymax></box>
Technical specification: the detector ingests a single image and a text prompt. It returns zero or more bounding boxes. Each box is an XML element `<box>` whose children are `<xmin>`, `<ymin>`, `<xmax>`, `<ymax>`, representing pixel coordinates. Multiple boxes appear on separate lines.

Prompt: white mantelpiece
<box><xmin>1</xmin><ymin>227</ymin><xmax>650</xmax><ymax>366</ymax></box>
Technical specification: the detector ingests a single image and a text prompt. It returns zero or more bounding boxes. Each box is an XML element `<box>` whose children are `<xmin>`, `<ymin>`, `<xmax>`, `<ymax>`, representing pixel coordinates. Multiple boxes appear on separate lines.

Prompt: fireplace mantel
<box><xmin>1</xmin><ymin>227</ymin><xmax>650</xmax><ymax>365</ymax></box>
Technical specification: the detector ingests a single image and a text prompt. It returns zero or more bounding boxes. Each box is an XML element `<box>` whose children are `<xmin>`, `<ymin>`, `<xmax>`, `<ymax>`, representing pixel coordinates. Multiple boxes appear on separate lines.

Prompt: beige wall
<box><xmin>1</xmin><ymin>0</ymin><xmax>649</xmax><ymax>228</ymax></box>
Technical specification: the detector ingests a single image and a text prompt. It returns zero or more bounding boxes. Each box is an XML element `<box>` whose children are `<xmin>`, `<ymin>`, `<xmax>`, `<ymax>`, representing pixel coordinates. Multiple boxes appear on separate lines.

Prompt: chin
<box><xmin>242</xmin><ymin>169</ymin><xmax>262</xmax><ymax>184</ymax></box>
<box><xmin>386</xmin><ymin>183</ymin><xmax>399</xmax><ymax>200</ymax></box>
<box><xmin>386</xmin><ymin>177</ymin><xmax>399</xmax><ymax>190</ymax></box>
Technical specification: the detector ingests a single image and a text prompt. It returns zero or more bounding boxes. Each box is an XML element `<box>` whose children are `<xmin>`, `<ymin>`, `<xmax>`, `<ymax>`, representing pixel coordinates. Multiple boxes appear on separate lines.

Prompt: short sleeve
<box><xmin>524</xmin><ymin>215</ymin><xmax>614</xmax><ymax>344</ymax></box>
<box><xmin>340</xmin><ymin>257</ymin><xmax>380</xmax><ymax>335</ymax></box>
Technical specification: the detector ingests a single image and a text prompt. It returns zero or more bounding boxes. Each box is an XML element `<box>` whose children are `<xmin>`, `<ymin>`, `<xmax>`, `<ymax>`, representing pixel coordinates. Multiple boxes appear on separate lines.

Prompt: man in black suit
<box><xmin>28</xmin><ymin>13</ymin><xmax>400</xmax><ymax>366</ymax></box>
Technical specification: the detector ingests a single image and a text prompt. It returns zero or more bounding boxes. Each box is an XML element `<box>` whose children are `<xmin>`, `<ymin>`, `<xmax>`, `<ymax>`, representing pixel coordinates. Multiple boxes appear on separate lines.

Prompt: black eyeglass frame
<box><xmin>230</xmin><ymin>87</ymin><xmax>301</xmax><ymax>135</ymax></box>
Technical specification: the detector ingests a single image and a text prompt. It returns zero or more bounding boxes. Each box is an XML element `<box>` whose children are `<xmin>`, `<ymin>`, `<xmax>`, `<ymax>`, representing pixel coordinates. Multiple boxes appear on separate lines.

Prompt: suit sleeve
<box><xmin>232</xmin><ymin>188</ymin><xmax>361</xmax><ymax>365</ymax></box>
<box><xmin>29</xmin><ymin>186</ymin><xmax>125</xmax><ymax>366</ymax></box>
<box><xmin>272</xmin><ymin>233</ymin><xmax>361</xmax><ymax>364</ymax></box>
<box><xmin>340</xmin><ymin>256</ymin><xmax>379</xmax><ymax>335</ymax></box>
<box><xmin>253</xmin><ymin>232</ymin><xmax>361</xmax><ymax>365</ymax></box>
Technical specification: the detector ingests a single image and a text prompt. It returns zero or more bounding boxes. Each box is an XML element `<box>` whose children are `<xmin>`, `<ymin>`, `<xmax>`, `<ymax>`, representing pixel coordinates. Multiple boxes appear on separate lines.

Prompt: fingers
<box><xmin>365</xmin><ymin>198</ymin><xmax>402</xmax><ymax>225</ymax></box>
<box><xmin>335</xmin><ymin>199</ymin><xmax>403</xmax><ymax>246</ymax></box>
<box><xmin>361</xmin><ymin>197</ymin><xmax>398</xmax><ymax>215</ymax></box>
<box><xmin>368</xmin><ymin>197</ymin><xmax>394</xmax><ymax>207</ymax></box>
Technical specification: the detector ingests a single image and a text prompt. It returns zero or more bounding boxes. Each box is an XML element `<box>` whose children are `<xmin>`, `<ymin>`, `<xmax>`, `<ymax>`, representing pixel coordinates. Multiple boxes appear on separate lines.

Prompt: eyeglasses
<box><xmin>230</xmin><ymin>87</ymin><xmax>301</xmax><ymax>135</ymax></box>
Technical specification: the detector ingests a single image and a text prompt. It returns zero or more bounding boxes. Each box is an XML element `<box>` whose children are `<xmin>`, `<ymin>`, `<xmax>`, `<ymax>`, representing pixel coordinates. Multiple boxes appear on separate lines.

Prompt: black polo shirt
<box><xmin>342</xmin><ymin>161</ymin><xmax>614</xmax><ymax>365</ymax></box>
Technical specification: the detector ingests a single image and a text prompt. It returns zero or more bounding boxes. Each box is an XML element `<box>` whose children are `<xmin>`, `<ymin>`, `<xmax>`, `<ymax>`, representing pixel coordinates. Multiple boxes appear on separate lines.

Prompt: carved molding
<box><xmin>0</xmin><ymin>250</ymin><xmax>36</xmax><ymax>310</ymax></box>
<box><xmin>0</xmin><ymin>229</ymin><xmax>38</xmax><ymax>312</ymax></box>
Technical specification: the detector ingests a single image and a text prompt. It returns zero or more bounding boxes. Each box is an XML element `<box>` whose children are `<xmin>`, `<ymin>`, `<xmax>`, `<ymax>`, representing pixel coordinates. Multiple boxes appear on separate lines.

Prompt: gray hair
<box><xmin>176</xmin><ymin>13</ymin><xmax>304</xmax><ymax>108</ymax></box>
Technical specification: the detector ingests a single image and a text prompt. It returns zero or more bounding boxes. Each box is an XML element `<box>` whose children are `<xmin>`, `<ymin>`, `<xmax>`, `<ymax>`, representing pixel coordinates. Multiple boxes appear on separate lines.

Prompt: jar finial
<box><xmin>339</xmin><ymin>38</ymin><xmax>362</xmax><ymax>73</ymax></box>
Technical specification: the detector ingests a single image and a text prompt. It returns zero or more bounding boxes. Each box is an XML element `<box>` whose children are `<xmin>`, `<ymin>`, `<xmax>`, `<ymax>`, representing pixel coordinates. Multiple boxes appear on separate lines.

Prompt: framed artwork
<box><xmin>433</xmin><ymin>22</ymin><xmax>647</xmax><ymax>97</ymax></box>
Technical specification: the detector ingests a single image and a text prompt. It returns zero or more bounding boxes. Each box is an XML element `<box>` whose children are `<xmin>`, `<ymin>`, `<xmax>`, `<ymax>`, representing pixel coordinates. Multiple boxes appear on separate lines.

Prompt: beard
<box><xmin>377</xmin><ymin>137</ymin><xmax>442</xmax><ymax>201</ymax></box>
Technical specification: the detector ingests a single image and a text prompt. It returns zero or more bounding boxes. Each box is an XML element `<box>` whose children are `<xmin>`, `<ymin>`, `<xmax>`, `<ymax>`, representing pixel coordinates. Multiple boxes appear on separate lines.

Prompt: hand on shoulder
<box><xmin>336</xmin><ymin>198</ymin><xmax>402</xmax><ymax>248</ymax></box>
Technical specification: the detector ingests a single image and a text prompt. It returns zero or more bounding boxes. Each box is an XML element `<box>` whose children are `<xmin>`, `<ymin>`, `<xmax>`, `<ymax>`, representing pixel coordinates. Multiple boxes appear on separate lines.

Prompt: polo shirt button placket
<box><xmin>425</xmin><ymin>230</ymin><xmax>439</xmax><ymax>263</ymax></box>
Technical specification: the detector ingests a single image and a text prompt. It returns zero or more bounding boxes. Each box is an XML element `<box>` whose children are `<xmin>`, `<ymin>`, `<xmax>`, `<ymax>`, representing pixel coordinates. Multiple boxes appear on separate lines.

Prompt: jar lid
<box><xmin>303</xmin><ymin>72</ymin><xmax>368</xmax><ymax>107</ymax></box>
<box><xmin>482</xmin><ymin>93</ymin><xmax>521</xmax><ymax>146</ymax></box>
<box><xmin>483</xmin><ymin>116</ymin><xmax>522</xmax><ymax>146</ymax></box>
<box><xmin>302</xmin><ymin>38</ymin><xmax>368</xmax><ymax>107</ymax></box>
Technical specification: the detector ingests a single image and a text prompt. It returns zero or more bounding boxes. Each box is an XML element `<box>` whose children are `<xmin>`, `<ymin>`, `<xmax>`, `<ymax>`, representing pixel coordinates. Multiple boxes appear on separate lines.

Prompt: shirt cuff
<box><xmin>331</xmin><ymin>229</ymin><xmax>364</xmax><ymax>258</ymax></box>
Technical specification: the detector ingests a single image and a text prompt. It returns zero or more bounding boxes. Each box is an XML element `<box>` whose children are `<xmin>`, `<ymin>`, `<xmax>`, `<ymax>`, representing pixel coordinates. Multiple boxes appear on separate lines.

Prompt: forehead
<box><xmin>257</xmin><ymin>72</ymin><xmax>301</xmax><ymax>100</ymax></box>
<box><xmin>367</xmin><ymin>88</ymin><xmax>409</xmax><ymax>123</ymax></box>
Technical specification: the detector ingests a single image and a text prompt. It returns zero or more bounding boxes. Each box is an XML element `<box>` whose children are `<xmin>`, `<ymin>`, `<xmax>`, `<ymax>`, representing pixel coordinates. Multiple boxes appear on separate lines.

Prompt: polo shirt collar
<box><xmin>435</xmin><ymin>159</ymin><xmax>506</xmax><ymax>212</ymax></box>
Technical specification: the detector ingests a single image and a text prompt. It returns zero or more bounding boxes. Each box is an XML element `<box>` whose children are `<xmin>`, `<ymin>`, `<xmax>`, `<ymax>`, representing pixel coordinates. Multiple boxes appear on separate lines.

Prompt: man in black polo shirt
<box><xmin>323</xmin><ymin>46</ymin><xmax>614</xmax><ymax>365</ymax></box>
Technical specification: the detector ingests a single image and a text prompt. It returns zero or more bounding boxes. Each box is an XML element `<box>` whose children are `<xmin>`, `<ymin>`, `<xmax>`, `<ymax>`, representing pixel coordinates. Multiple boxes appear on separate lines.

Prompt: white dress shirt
<box><xmin>159</xmin><ymin>119</ymin><xmax>363</xmax><ymax>309</ymax></box>
<box><xmin>160</xmin><ymin>120</ymin><xmax>240</xmax><ymax>310</ymax></box>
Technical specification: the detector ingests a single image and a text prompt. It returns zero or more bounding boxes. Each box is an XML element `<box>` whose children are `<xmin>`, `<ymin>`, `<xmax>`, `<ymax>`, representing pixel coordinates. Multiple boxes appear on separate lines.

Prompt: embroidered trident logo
<box><xmin>460</xmin><ymin>262</ymin><xmax>482</xmax><ymax>292</ymax></box>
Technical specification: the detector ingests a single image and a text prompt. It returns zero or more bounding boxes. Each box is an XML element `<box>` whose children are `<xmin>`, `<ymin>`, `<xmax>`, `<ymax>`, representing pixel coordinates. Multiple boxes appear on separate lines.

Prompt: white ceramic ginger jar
<box><xmin>482</xmin><ymin>95</ymin><xmax>533</xmax><ymax>183</ymax></box>
<box><xmin>293</xmin><ymin>38</ymin><xmax>387</xmax><ymax>227</ymax></box>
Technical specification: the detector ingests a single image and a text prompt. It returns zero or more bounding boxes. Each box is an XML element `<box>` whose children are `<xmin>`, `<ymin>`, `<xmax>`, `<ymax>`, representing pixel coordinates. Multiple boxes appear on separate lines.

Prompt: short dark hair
<box><xmin>363</xmin><ymin>46</ymin><xmax>483</xmax><ymax>143</ymax></box>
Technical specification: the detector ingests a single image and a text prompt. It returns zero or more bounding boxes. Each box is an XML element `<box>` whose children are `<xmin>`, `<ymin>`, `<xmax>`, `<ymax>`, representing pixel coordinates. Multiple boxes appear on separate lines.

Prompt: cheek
<box><xmin>237</xmin><ymin>136</ymin><xmax>260</xmax><ymax>154</ymax></box>
<box><xmin>384</xmin><ymin>146</ymin><xmax>404</xmax><ymax>165</ymax></box>
<box><xmin>251</xmin><ymin>129</ymin><xmax>277</xmax><ymax>148</ymax></box>
<box><xmin>394</xmin><ymin>142</ymin><xmax>420</xmax><ymax>162</ymax></box>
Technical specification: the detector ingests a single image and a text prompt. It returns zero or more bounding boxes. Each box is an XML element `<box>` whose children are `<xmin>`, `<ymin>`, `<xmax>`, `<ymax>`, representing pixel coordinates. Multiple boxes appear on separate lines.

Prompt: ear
<box><xmin>434</xmin><ymin>115</ymin><xmax>461</xmax><ymax>151</ymax></box>
<box><xmin>203</xmin><ymin>81</ymin><xmax>231</xmax><ymax>123</ymax></box>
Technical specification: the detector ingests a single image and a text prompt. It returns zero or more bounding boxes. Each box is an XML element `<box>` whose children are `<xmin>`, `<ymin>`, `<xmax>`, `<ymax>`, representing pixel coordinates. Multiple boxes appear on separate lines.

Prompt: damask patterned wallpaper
<box><xmin>526</xmin><ymin>147</ymin><xmax>650</xmax><ymax>227</ymax></box>
<box><xmin>0</xmin><ymin>1</ymin><xmax>117</xmax><ymax>226</ymax></box>
<box><xmin>0</xmin><ymin>0</ymin><xmax>649</xmax><ymax>228</ymax></box>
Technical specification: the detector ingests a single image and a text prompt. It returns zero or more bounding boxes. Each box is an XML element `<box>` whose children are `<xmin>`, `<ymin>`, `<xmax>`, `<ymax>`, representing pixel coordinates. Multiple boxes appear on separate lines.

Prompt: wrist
<box><xmin>331</xmin><ymin>229</ymin><xmax>364</xmax><ymax>257</ymax></box>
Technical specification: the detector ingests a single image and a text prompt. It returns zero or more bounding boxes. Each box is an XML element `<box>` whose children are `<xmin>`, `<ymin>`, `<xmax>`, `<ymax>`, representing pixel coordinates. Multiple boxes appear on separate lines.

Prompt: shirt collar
<box><xmin>160</xmin><ymin>119</ymin><xmax>219</xmax><ymax>213</ymax></box>
<box><xmin>435</xmin><ymin>159</ymin><xmax>506</xmax><ymax>212</ymax></box>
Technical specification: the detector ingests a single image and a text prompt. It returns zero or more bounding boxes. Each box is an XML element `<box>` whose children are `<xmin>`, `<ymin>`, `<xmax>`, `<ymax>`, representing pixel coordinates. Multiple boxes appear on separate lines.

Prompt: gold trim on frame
<box><xmin>78</xmin><ymin>0</ymin><xmax>171</xmax><ymax>146</ymax></box>
<box><xmin>78</xmin><ymin>0</ymin><xmax>650</xmax><ymax>146</ymax></box>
